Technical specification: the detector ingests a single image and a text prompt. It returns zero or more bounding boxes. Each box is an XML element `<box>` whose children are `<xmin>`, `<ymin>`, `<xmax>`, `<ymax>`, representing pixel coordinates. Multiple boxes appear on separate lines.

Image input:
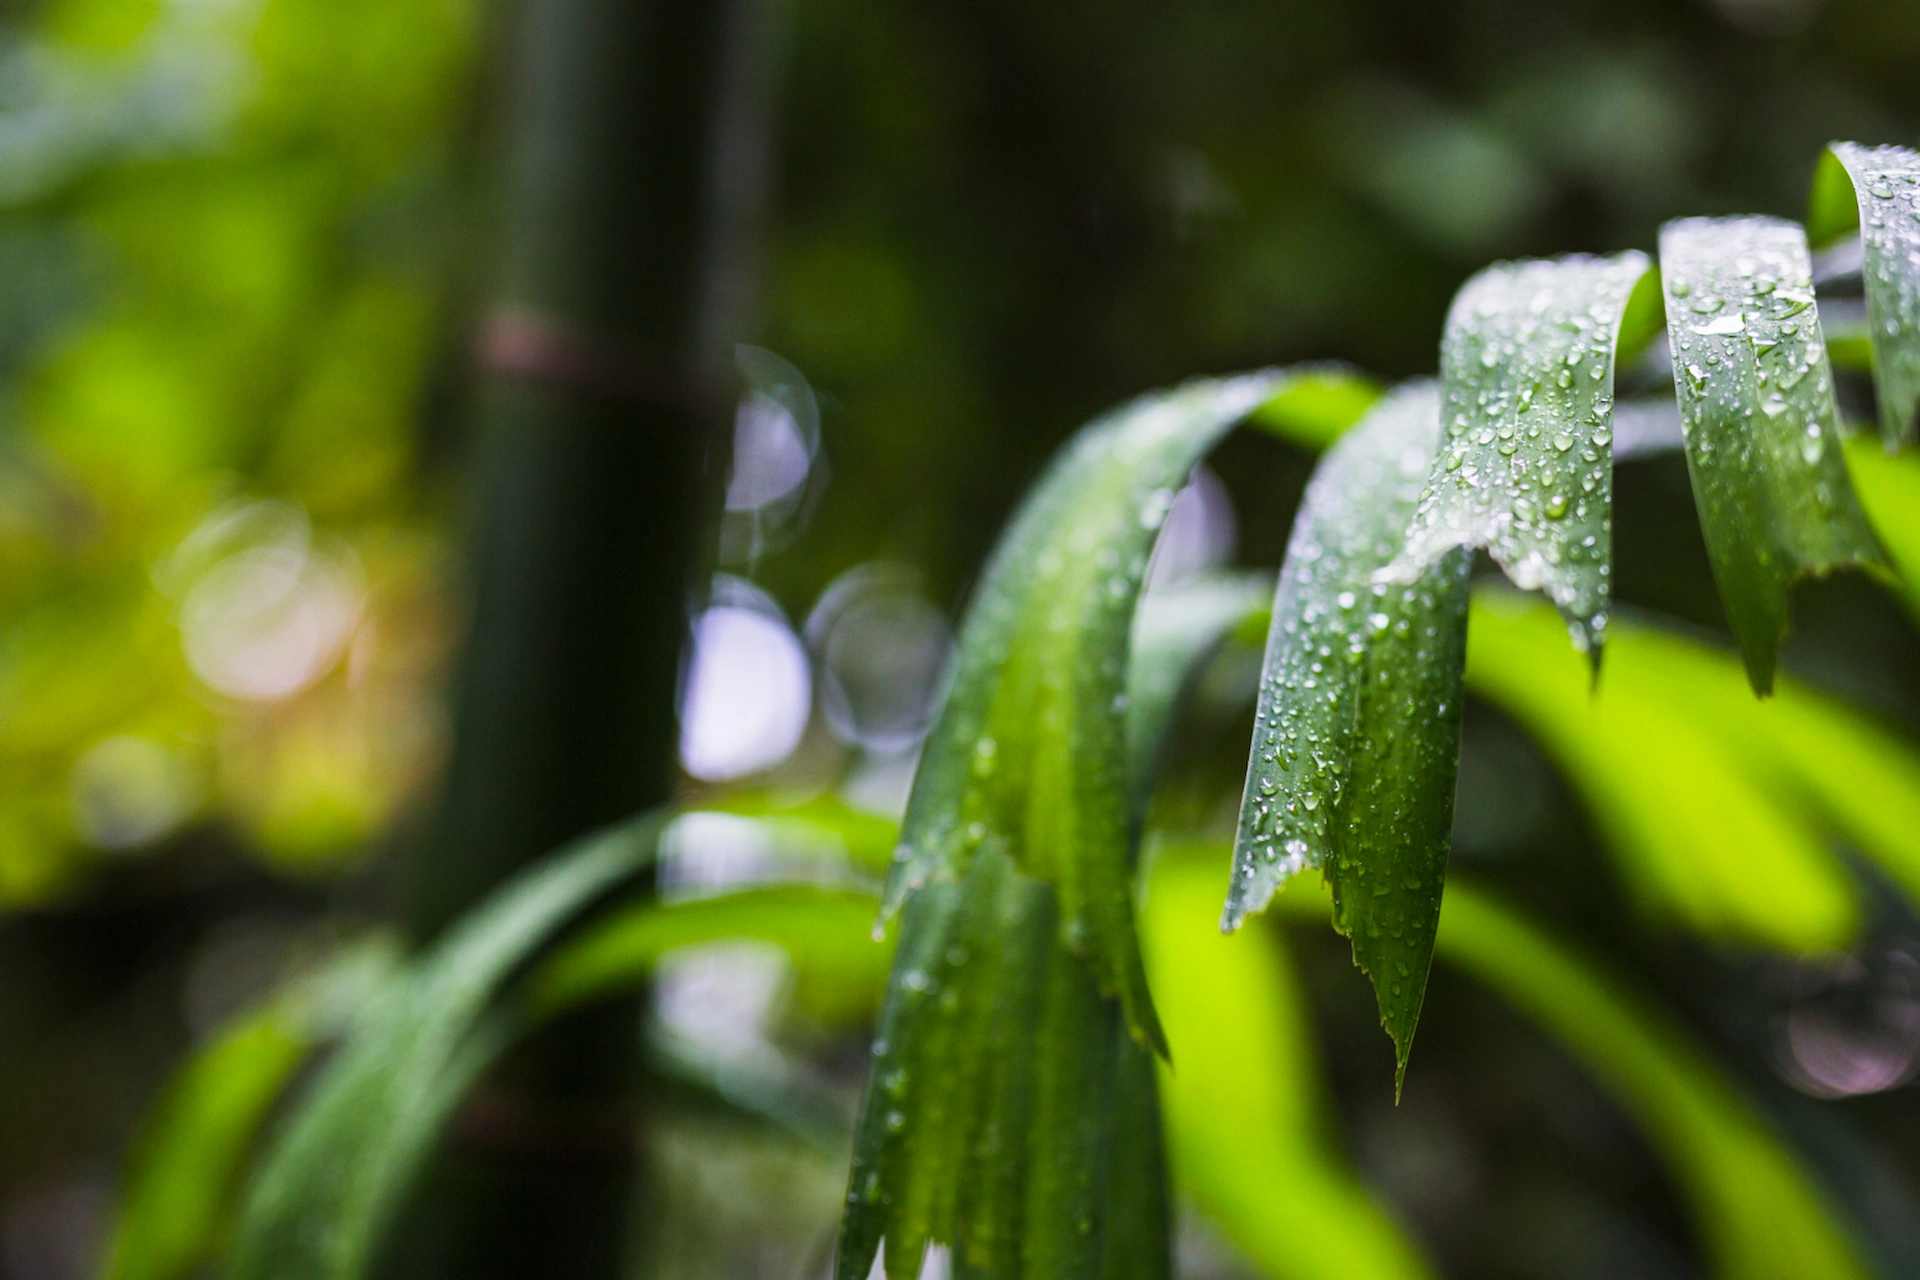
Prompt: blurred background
<box><xmin>2</xmin><ymin>0</ymin><xmax>1919</xmax><ymax>1277</ymax></box>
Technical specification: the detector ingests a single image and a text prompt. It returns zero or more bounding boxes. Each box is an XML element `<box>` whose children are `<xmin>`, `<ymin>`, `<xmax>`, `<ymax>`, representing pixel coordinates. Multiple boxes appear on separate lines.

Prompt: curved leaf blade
<box><xmin>1397</xmin><ymin>252</ymin><xmax>1650</xmax><ymax>660</ymax></box>
<box><xmin>1659</xmin><ymin>216</ymin><xmax>1884</xmax><ymax>693</ymax></box>
<box><xmin>884</xmin><ymin>371</ymin><xmax>1285</xmax><ymax>1054</ymax></box>
<box><xmin>227</xmin><ymin>813</ymin><xmax>666</xmax><ymax>1280</ymax></box>
<box><xmin>1438</xmin><ymin>883</ymin><xmax>1873</xmax><ymax>1280</ymax></box>
<box><xmin>1465</xmin><ymin>591</ymin><xmax>1858</xmax><ymax>950</ymax></box>
<box><xmin>101</xmin><ymin>943</ymin><xmax>400</xmax><ymax>1280</ymax></box>
<box><xmin>1229</xmin><ymin>382</ymin><xmax>1469</xmax><ymax>1081</ymax></box>
<box><xmin>1826</xmin><ymin>143</ymin><xmax>1920</xmax><ymax>448</ymax></box>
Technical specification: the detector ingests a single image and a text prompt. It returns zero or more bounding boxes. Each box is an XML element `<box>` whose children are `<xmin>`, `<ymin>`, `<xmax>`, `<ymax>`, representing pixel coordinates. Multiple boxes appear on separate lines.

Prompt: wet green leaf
<box><xmin>1658</xmin><ymin>216</ymin><xmax>1884</xmax><ymax>694</ymax></box>
<box><xmin>1229</xmin><ymin>383</ymin><xmax>1469</xmax><ymax>1083</ymax></box>
<box><xmin>1821</xmin><ymin>144</ymin><xmax>1920</xmax><ymax>448</ymax></box>
<box><xmin>883</xmin><ymin>371</ymin><xmax>1285</xmax><ymax>1054</ymax></box>
<box><xmin>1465</xmin><ymin>591</ymin><xmax>1857</xmax><ymax>950</ymax></box>
<box><xmin>1397</xmin><ymin>252</ymin><xmax>1650</xmax><ymax>660</ymax></box>
<box><xmin>101</xmin><ymin>943</ymin><xmax>400</xmax><ymax>1280</ymax></box>
<box><xmin>1144</xmin><ymin>847</ymin><xmax>1432</xmax><ymax>1280</ymax></box>
<box><xmin>227</xmin><ymin>813</ymin><xmax>666</xmax><ymax>1280</ymax></box>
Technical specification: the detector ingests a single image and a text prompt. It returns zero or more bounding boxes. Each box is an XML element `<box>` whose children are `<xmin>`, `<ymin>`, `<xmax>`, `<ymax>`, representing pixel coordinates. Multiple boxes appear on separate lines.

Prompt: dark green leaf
<box><xmin>227</xmin><ymin>813</ymin><xmax>666</xmax><ymax>1280</ymax></box>
<box><xmin>1824</xmin><ymin>143</ymin><xmax>1920</xmax><ymax>448</ymax></box>
<box><xmin>1397</xmin><ymin>252</ymin><xmax>1650</xmax><ymax>660</ymax></box>
<box><xmin>101</xmin><ymin>943</ymin><xmax>399</xmax><ymax>1280</ymax></box>
<box><xmin>1229</xmin><ymin>382</ymin><xmax>1469</xmax><ymax>1084</ymax></box>
<box><xmin>883</xmin><ymin>371</ymin><xmax>1286</xmax><ymax>1054</ymax></box>
<box><xmin>1658</xmin><ymin>216</ymin><xmax>1885</xmax><ymax>694</ymax></box>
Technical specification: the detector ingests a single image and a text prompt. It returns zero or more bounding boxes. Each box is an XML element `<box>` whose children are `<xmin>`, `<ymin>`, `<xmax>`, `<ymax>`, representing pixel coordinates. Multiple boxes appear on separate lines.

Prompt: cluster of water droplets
<box><xmin>1658</xmin><ymin>215</ymin><xmax>1882</xmax><ymax>690</ymax></box>
<box><xmin>1832</xmin><ymin>142</ymin><xmax>1920</xmax><ymax>448</ymax></box>
<box><xmin>1392</xmin><ymin>252</ymin><xmax>1647</xmax><ymax>659</ymax></box>
<box><xmin>1225</xmin><ymin>383</ymin><xmax>1450</xmax><ymax>928</ymax></box>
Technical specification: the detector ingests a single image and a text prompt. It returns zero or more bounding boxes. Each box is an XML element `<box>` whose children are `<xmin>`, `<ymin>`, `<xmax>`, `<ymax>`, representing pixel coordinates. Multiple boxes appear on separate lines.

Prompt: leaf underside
<box><xmin>1397</xmin><ymin>251</ymin><xmax>1649</xmax><ymax>661</ymax></box>
<box><xmin>1659</xmin><ymin>216</ymin><xmax>1885</xmax><ymax>694</ymax></box>
<box><xmin>1828</xmin><ymin>142</ymin><xmax>1920</xmax><ymax>450</ymax></box>
<box><xmin>1229</xmin><ymin>382</ymin><xmax>1469</xmax><ymax>1085</ymax></box>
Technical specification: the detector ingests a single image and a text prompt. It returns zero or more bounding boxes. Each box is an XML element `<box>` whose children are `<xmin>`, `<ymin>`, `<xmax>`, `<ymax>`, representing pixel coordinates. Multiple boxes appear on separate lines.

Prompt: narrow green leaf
<box><xmin>227</xmin><ymin>812</ymin><xmax>667</xmax><ymax>1280</ymax></box>
<box><xmin>1256</xmin><ymin>867</ymin><xmax>1874</xmax><ymax>1280</ymax></box>
<box><xmin>1144</xmin><ymin>848</ymin><xmax>1433</xmax><ymax>1280</ymax></box>
<box><xmin>1845</xmin><ymin>433</ymin><xmax>1920</xmax><ymax>621</ymax></box>
<box><xmin>1229</xmin><ymin>382</ymin><xmax>1469</xmax><ymax>1083</ymax></box>
<box><xmin>1437</xmin><ymin>883</ymin><xmax>1873</xmax><ymax>1280</ymax></box>
<box><xmin>1245</xmin><ymin>364</ymin><xmax>1385</xmax><ymax>451</ymax></box>
<box><xmin>1465</xmin><ymin>591</ymin><xmax>1858</xmax><ymax>950</ymax></box>
<box><xmin>100</xmin><ymin>943</ymin><xmax>399</xmax><ymax>1280</ymax></box>
<box><xmin>1397</xmin><ymin>252</ymin><xmax>1650</xmax><ymax>660</ymax></box>
<box><xmin>530</xmin><ymin>885</ymin><xmax>890</xmax><ymax>1015</ymax></box>
<box><xmin>883</xmin><ymin>371</ymin><xmax>1285</xmax><ymax>1054</ymax></box>
<box><xmin>1826</xmin><ymin>143</ymin><xmax>1920</xmax><ymax>448</ymax></box>
<box><xmin>1658</xmin><ymin>216</ymin><xmax>1884</xmax><ymax>694</ymax></box>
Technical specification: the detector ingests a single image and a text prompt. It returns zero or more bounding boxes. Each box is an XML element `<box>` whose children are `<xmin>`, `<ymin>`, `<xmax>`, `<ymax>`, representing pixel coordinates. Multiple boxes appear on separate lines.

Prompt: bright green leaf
<box><xmin>1825</xmin><ymin>144</ymin><xmax>1920</xmax><ymax>448</ymax></box>
<box><xmin>1658</xmin><ymin>216</ymin><xmax>1884</xmax><ymax>694</ymax></box>
<box><xmin>1229</xmin><ymin>382</ymin><xmax>1469</xmax><ymax>1083</ymax></box>
<box><xmin>1245</xmin><ymin>364</ymin><xmax>1385</xmax><ymax>451</ymax></box>
<box><xmin>1465</xmin><ymin>591</ymin><xmax>1857</xmax><ymax>950</ymax></box>
<box><xmin>1397</xmin><ymin>251</ymin><xmax>1650</xmax><ymax>660</ymax></box>
<box><xmin>1144</xmin><ymin>847</ymin><xmax>1433</xmax><ymax>1280</ymax></box>
<box><xmin>1845</xmin><ymin>433</ymin><xmax>1920</xmax><ymax>622</ymax></box>
<box><xmin>227</xmin><ymin>812</ymin><xmax>667</xmax><ymax>1280</ymax></box>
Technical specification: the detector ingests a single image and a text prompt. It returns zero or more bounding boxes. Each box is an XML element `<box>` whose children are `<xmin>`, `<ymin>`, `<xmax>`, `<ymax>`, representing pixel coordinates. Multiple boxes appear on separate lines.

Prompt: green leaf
<box><xmin>1824</xmin><ymin>144</ymin><xmax>1920</xmax><ymax>448</ymax></box>
<box><xmin>1144</xmin><ymin>847</ymin><xmax>1433</xmax><ymax>1280</ymax></box>
<box><xmin>1465</xmin><ymin>591</ymin><xmax>1858</xmax><ymax>950</ymax></box>
<box><xmin>1845</xmin><ymin>433</ymin><xmax>1920</xmax><ymax>621</ymax></box>
<box><xmin>227</xmin><ymin>812</ymin><xmax>667</xmax><ymax>1280</ymax></box>
<box><xmin>1229</xmin><ymin>382</ymin><xmax>1470</xmax><ymax>1084</ymax></box>
<box><xmin>100</xmin><ymin>942</ymin><xmax>400</xmax><ymax>1280</ymax></box>
<box><xmin>1245</xmin><ymin>365</ymin><xmax>1385</xmax><ymax>451</ymax></box>
<box><xmin>883</xmin><ymin>371</ymin><xmax>1286</xmax><ymax>1054</ymax></box>
<box><xmin>1436</xmin><ymin>883</ymin><xmax>1873</xmax><ymax>1280</ymax></box>
<box><xmin>530</xmin><ymin>885</ymin><xmax>891</xmax><ymax>1015</ymax></box>
<box><xmin>1658</xmin><ymin>216</ymin><xmax>1885</xmax><ymax>694</ymax></box>
<box><xmin>1397</xmin><ymin>251</ymin><xmax>1651</xmax><ymax>660</ymax></box>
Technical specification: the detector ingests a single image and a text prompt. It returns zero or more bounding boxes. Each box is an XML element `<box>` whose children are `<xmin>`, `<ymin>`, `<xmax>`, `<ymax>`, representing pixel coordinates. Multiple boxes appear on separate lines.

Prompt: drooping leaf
<box><xmin>1465</xmin><ymin>590</ymin><xmax>1857</xmax><ymax>950</ymax></box>
<box><xmin>101</xmin><ymin>942</ymin><xmax>400</xmax><ymax>1280</ymax></box>
<box><xmin>227</xmin><ymin>812</ymin><xmax>667</xmax><ymax>1280</ymax></box>
<box><xmin>1658</xmin><ymin>216</ymin><xmax>1885</xmax><ymax>693</ymax></box>
<box><xmin>1228</xmin><ymin>382</ymin><xmax>1469</xmax><ymax>1082</ymax></box>
<box><xmin>1817</xmin><ymin>144</ymin><xmax>1920</xmax><ymax>449</ymax></box>
<box><xmin>883</xmin><ymin>371</ymin><xmax>1285</xmax><ymax>1054</ymax></box>
<box><xmin>1845</xmin><ymin>433</ymin><xmax>1920</xmax><ymax>622</ymax></box>
<box><xmin>1144</xmin><ymin>846</ymin><xmax>1433</xmax><ymax>1280</ymax></box>
<box><xmin>1436</xmin><ymin>883</ymin><xmax>1873</xmax><ymax>1280</ymax></box>
<box><xmin>1395</xmin><ymin>251</ymin><xmax>1651</xmax><ymax>660</ymax></box>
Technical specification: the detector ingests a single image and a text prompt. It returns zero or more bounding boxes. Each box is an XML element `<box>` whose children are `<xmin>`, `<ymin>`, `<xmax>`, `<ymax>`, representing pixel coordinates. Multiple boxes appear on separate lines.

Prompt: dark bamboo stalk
<box><xmin>390</xmin><ymin>0</ymin><xmax>779</xmax><ymax>1274</ymax></box>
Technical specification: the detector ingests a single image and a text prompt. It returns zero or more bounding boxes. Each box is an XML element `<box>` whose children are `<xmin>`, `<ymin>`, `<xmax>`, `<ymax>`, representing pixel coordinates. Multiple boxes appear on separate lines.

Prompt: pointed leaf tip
<box><xmin>1659</xmin><ymin>216</ymin><xmax>1885</xmax><ymax>694</ymax></box>
<box><xmin>1230</xmin><ymin>382</ymin><xmax>1468</xmax><ymax>1076</ymax></box>
<box><xmin>1397</xmin><ymin>251</ymin><xmax>1648</xmax><ymax>664</ymax></box>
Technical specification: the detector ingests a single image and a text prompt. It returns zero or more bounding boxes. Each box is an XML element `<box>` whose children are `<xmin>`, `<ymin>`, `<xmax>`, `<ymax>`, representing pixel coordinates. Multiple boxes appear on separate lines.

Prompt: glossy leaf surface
<box><xmin>1824</xmin><ymin>144</ymin><xmax>1920</xmax><ymax>448</ymax></box>
<box><xmin>882</xmin><ymin>371</ymin><xmax>1284</xmax><ymax>1053</ymax></box>
<box><xmin>1229</xmin><ymin>382</ymin><xmax>1469</xmax><ymax>1081</ymax></box>
<box><xmin>1659</xmin><ymin>216</ymin><xmax>1883</xmax><ymax>693</ymax></box>
<box><xmin>1397</xmin><ymin>252</ymin><xmax>1649</xmax><ymax>659</ymax></box>
<box><xmin>227</xmin><ymin>814</ymin><xmax>666</xmax><ymax>1280</ymax></box>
